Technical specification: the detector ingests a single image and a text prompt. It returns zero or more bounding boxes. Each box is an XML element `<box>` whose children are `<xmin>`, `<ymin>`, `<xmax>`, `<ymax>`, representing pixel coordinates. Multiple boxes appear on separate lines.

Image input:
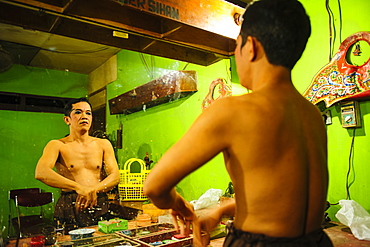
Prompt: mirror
<box><xmin>0</xmin><ymin>0</ymin><xmax>244</xmax><ymax>239</ymax></box>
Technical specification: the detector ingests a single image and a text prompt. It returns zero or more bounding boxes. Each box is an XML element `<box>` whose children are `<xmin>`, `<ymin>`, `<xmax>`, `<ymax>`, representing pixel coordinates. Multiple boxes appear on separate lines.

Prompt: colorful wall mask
<box><xmin>303</xmin><ymin>32</ymin><xmax>370</xmax><ymax>107</ymax></box>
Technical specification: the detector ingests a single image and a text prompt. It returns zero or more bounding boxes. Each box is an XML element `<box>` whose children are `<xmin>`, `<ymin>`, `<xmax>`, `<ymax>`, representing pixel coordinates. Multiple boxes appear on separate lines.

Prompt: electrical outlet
<box><xmin>322</xmin><ymin>110</ymin><xmax>332</xmax><ymax>125</ymax></box>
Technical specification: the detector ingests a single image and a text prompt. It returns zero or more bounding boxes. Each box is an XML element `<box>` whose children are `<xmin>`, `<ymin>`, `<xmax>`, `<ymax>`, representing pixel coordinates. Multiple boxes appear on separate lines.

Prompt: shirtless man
<box><xmin>35</xmin><ymin>98</ymin><xmax>120</xmax><ymax>227</ymax></box>
<box><xmin>144</xmin><ymin>0</ymin><xmax>332</xmax><ymax>246</ymax></box>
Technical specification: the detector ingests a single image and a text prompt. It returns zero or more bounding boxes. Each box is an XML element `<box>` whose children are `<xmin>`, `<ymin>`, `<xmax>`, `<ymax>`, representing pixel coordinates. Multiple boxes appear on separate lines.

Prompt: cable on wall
<box><xmin>140</xmin><ymin>53</ymin><xmax>154</xmax><ymax>80</ymax></box>
<box><xmin>346</xmin><ymin>128</ymin><xmax>356</xmax><ymax>200</ymax></box>
<box><xmin>325</xmin><ymin>0</ymin><xmax>343</xmax><ymax>61</ymax></box>
<box><xmin>329</xmin><ymin>127</ymin><xmax>356</xmax><ymax>206</ymax></box>
<box><xmin>325</xmin><ymin>0</ymin><xmax>336</xmax><ymax>60</ymax></box>
<box><xmin>337</xmin><ymin>0</ymin><xmax>343</xmax><ymax>44</ymax></box>
<box><xmin>182</xmin><ymin>62</ymin><xmax>189</xmax><ymax>70</ymax></box>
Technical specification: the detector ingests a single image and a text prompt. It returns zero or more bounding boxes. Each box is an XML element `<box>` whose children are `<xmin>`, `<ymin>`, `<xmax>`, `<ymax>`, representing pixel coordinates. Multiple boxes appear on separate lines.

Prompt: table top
<box><xmin>7</xmin><ymin>221</ymin><xmax>369</xmax><ymax>247</ymax></box>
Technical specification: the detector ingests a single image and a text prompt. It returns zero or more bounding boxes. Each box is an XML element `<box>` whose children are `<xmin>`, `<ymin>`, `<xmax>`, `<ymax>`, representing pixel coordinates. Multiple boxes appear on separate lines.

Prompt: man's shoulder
<box><xmin>90</xmin><ymin>137</ymin><xmax>111</xmax><ymax>146</ymax></box>
<box><xmin>200</xmin><ymin>95</ymin><xmax>260</xmax><ymax>129</ymax></box>
<box><xmin>90</xmin><ymin>136</ymin><xmax>108</xmax><ymax>142</ymax></box>
<box><xmin>48</xmin><ymin>139</ymin><xmax>65</xmax><ymax>145</ymax></box>
<box><xmin>42</xmin><ymin>139</ymin><xmax>65</xmax><ymax>152</ymax></box>
<box><xmin>208</xmin><ymin>94</ymin><xmax>257</xmax><ymax>110</ymax></box>
<box><xmin>216</xmin><ymin>94</ymin><xmax>263</xmax><ymax>116</ymax></box>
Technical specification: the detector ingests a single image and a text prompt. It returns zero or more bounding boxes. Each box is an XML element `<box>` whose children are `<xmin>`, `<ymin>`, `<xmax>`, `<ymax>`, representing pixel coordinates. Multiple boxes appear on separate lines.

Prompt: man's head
<box><xmin>63</xmin><ymin>98</ymin><xmax>93</xmax><ymax>131</ymax></box>
<box><xmin>64</xmin><ymin>97</ymin><xmax>92</xmax><ymax>117</ymax></box>
<box><xmin>239</xmin><ymin>0</ymin><xmax>311</xmax><ymax>70</ymax></box>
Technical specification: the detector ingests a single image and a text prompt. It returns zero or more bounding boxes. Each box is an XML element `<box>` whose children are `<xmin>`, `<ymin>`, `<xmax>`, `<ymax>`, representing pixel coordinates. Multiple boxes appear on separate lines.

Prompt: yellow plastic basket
<box><xmin>119</xmin><ymin>158</ymin><xmax>150</xmax><ymax>201</ymax></box>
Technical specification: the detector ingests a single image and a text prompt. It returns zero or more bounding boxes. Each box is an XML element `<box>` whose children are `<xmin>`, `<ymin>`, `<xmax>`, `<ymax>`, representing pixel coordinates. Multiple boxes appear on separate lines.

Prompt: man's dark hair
<box><xmin>239</xmin><ymin>0</ymin><xmax>311</xmax><ymax>70</ymax></box>
<box><xmin>64</xmin><ymin>97</ymin><xmax>92</xmax><ymax>116</ymax></box>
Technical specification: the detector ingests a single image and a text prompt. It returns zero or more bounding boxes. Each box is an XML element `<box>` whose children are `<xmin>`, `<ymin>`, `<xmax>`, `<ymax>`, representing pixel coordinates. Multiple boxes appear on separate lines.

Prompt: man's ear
<box><xmin>63</xmin><ymin>116</ymin><xmax>71</xmax><ymax>126</ymax></box>
<box><xmin>248</xmin><ymin>36</ymin><xmax>258</xmax><ymax>62</ymax></box>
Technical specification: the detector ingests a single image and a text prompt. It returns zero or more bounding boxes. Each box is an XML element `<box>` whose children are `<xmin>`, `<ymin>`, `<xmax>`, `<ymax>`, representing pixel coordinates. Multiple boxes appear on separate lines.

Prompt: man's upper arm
<box><xmin>102</xmin><ymin>139</ymin><xmax>119</xmax><ymax>176</ymax></box>
<box><xmin>35</xmin><ymin>140</ymin><xmax>60</xmax><ymax>176</ymax></box>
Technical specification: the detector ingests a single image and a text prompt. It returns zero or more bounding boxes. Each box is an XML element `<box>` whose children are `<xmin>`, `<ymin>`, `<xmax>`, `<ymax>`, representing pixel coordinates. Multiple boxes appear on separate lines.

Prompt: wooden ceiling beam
<box><xmin>0</xmin><ymin>0</ymin><xmax>243</xmax><ymax>66</ymax></box>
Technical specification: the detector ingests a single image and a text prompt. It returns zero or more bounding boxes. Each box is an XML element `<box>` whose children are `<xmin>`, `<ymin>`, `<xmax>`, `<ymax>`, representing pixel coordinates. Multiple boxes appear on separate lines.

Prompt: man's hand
<box><xmin>75</xmin><ymin>186</ymin><xmax>98</xmax><ymax>211</ymax></box>
<box><xmin>171</xmin><ymin>209</ymin><xmax>192</xmax><ymax>237</ymax></box>
<box><xmin>195</xmin><ymin>212</ymin><xmax>221</xmax><ymax>246</ymax></box>
<box><xmin>169</xmin><ymin>197</ymin><xmax>210</xmax><ymax>247</ymax></box>
<box><xmin>195</xmin><ymin>200</ymin><xmax>236</xmax><ymax>246</ymax></box>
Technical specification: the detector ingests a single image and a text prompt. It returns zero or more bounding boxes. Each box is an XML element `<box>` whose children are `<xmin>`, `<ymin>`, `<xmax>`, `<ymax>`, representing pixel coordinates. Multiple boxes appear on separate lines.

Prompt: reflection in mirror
<box><xmin>0</xmin><ymin>0</ymin><xmax>243</xmax><ymax>241</ymax></box>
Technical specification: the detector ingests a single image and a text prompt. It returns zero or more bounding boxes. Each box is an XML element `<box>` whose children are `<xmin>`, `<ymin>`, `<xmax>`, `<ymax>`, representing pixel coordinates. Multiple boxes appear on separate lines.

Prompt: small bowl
<box><xmin>136</xmin><ymin>214</ymin><xmax>151</xmax><ymax>227</ymax></box>
<box><xmin>68</xmin><ymin>228</ymin><xmax>95</xmax><ymax>240</ymax></box>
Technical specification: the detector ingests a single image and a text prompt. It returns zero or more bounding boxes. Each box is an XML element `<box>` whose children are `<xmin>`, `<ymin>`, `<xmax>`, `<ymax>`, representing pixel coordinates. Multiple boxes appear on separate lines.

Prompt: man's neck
<box><xmin>69</xmin><ymin>130</ymin><xmax>91</xmax><ymax>142</ymax></box>
<box><xmin>249</xmin><ymin>64</ymin><xmax>292</xmax><ymax>92</ymax></box>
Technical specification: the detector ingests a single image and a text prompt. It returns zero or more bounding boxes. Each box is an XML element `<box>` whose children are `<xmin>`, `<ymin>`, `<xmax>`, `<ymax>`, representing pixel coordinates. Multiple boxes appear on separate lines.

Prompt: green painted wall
<box><xmin>292</xmin><ymin>0</ymin><xmax>370</xmax><ymax>221</ymax></box>
<box><xmin>0</xmin><ymin>65</ymin><xmax>88</xmax><ymax>238</ymax></box>
<box><xmin>0</xmin><ymin>65</ymin><xmax>87</xmax><ymax>97</ymax></box>
<box><xmin>0</xmin><ymin>0</ymin><xmax>369</xmax><ymax>240</ymax></box>
<box><xmin>106</xmin><ymin>51</ymin><xmax>234</xmax><ymax>201</ymax></box>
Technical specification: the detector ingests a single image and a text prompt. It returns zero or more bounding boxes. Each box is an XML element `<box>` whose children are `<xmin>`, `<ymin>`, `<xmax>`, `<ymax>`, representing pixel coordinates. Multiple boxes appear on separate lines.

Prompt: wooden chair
<box><xmin>8</xmin><ymin>189</ymin><xmax>54</xmax><ymax>238</ymax></box>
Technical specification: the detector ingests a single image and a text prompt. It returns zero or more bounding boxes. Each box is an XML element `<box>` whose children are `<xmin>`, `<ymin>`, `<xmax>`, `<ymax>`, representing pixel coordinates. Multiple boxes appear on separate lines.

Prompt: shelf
<box><xmin>109</xmin><ymin>70</ymin><xmax>197</xmax><ymax>115</ymax></box>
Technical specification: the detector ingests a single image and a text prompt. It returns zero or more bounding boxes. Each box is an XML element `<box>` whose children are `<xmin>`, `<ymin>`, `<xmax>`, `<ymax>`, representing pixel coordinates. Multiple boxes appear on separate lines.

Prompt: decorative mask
<box><xmin>303</xmin><ymin>32</ymin><xmax>370</xmax><ymax>107</ymax></box>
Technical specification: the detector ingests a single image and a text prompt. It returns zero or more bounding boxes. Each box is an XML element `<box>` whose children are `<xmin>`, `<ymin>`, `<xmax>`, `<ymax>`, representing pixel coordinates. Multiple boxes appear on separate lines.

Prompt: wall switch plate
<box><xmin>341</xmin><ymin>101</ymin><xmax>361</xmax><ymax>128</ymax></box>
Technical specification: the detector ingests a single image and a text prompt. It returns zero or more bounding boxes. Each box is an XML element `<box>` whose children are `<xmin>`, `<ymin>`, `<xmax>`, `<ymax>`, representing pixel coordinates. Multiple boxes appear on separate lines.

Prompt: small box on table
<box><xmin>98</xmin><ymin>219</ymin><xmax>128</xmax><ymax>233</ymax></box>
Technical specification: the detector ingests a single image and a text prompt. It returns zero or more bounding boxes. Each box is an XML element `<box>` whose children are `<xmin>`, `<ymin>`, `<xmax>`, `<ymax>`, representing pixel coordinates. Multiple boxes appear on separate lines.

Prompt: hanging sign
<box><xmin>115</xmin><ymin>0</ymin><xmax>180</xmax><ymax>20</ymax></box>
<box><xmin>112</xmin><ymin>0</ymin><xmax>245</xmax><ymax>39</ymax></box>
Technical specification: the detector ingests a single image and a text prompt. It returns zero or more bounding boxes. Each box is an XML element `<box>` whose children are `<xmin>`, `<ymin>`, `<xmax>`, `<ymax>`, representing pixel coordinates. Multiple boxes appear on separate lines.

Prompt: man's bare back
<box><xmin>144</xmin><ymin>81</ymin><xmax>328</xmax><ymax>245</ymax></box>
<box><xmin>225</xmin><ymin>84</ymin><xmax>327</xmax><ymax>237</ymax></box>
<box><xmin>144</xmin><ymin>1</ymin><xmax>331</xmax><ymax>246</ymax></box>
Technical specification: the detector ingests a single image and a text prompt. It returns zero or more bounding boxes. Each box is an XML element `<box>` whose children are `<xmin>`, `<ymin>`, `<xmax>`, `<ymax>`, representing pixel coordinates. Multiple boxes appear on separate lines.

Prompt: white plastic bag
<box><xmin>190</xmin><ymin>188</ymin><xmax>223</xmax><ymax>210</ymax></box>
<box><xmin>335</xmin><ymin>200</ymin><xmax>370</xmax><ymax>241</ymax></box>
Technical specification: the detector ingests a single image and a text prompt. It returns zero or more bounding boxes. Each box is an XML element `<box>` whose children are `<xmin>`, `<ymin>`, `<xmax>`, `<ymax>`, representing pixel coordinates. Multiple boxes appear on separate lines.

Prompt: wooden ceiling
<box><xmin>0</xmin><ymin>0</ymin><xmax>247</xmax><ymax>74</ymax></box>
